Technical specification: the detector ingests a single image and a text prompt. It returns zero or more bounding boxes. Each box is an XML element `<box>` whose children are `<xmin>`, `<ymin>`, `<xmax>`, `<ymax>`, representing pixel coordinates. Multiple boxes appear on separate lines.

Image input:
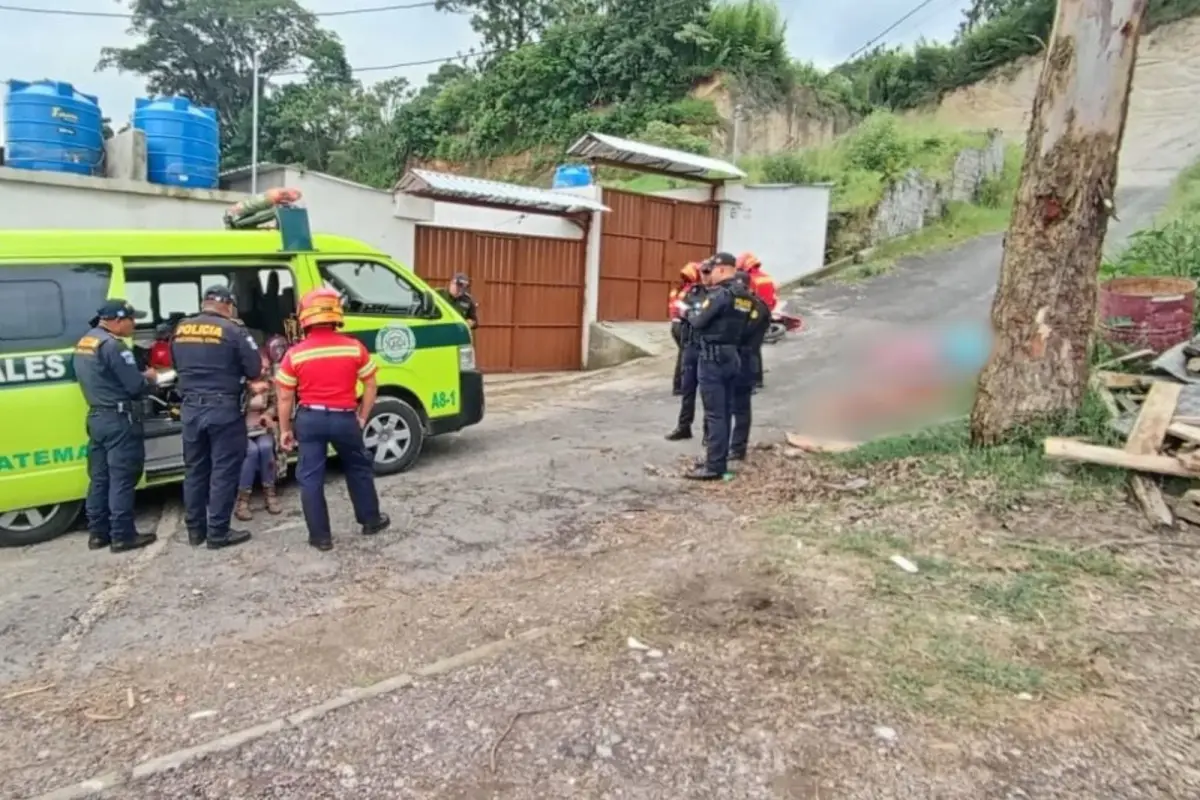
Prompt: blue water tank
<box><xmin>4</xmin><ymin>80</ymin><xmax>104</xmax><ymax>176</ymax></box>
<box><xmin>133</xmin><ymin>96</ymin><xmax>220</xmax><ymax>189</ymax></box>
<box><xmin>552</xmin><ymin>163</ymin><xmax>593</xmax><ymax>189</ymax></box>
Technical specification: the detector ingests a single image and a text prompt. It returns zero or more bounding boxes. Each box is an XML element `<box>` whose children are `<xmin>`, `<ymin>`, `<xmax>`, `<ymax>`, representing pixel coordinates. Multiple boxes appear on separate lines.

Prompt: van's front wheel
<box><xmin>0</xmin><ymin>501</ymin><xmax>83</xmax><ymax>548</ymax></box>
<box><xmin>363</xmin><ymin>397</ymin><xmax>425</xmax><ymax>476</ymax></box>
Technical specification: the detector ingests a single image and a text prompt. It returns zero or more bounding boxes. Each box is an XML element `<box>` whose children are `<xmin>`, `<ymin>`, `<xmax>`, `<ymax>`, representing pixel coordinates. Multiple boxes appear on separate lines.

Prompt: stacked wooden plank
<box><xmin>1044</xmin><ymin>354</ymin><xmax>1200</xmax><ymax>526</ymax></box>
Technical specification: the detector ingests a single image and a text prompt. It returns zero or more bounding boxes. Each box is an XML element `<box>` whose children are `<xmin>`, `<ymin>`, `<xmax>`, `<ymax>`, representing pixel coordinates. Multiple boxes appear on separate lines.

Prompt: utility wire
<box><xmin>0</xmin><ymin>1</ymin><xmax>444</xmax><ymax>19</ymax></box>
<box><xmin>275</xmin><ymin>49</ymin><xmax>492</xmax><ymax>76</ymax></box>
<box><xmin>843</xmin><ymin>0</ymin><xmax>942</xmax><ymax>62</ymax></box>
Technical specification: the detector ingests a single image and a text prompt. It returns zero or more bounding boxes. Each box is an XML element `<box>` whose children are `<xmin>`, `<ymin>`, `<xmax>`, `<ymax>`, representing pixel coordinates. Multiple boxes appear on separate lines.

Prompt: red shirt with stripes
<box><xmin>275</xmin><ymin>328</ymin><xmax>378</xmax><ymax>410</ymax></box>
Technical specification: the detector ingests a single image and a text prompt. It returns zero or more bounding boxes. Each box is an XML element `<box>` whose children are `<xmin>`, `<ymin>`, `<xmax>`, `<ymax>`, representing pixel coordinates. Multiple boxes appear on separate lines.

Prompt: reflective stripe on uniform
<box><xmin>287</xmin><ymin>345</ymin><xmax>363</xmax><ymax>365</ymax></box>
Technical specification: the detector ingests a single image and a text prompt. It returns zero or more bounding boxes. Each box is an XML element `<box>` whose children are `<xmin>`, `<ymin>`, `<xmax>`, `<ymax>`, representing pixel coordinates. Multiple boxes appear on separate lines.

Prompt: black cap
<box><xmin>203</xmin><ymin>284</ymin><xmax>235</xmax><ymax>305</ymax></box>
<box><xmin>698</xmin><ymin>258</ymin><xmax>714</xmax><ymax>273</ymax></box>
<box><xmin>452</xmin><ymin>273</ymin><xmax>470</xmax><ymax>286</ymax></box>
<box><xmin>89</xmin><ymin>299</ymin><xmax>138</xmax><ymax>327</ymax></box>
<box><xmin>711</xmin><ymin>252</ymin><xmax>737</xmax><ymax>268</ymax></box>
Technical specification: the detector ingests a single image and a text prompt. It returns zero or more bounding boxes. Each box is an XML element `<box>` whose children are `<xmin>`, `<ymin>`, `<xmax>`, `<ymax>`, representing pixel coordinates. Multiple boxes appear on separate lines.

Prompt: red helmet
<box><xmin>736</xmin><ymin>252</ymin><xmax>761</xmax><ymax>272</ymax></box>
<box><xmin>298</xmin><ymin>287</ymin><xmax>345</xmax><ymax>330</ymax></box>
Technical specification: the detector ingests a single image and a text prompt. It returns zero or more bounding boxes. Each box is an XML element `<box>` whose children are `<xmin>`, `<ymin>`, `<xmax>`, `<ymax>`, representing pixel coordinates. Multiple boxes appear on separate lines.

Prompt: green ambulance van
<box><xmin>0</xmin><ymin>208</ymin><xmax>483</xmax><ymax>547</ymax></box>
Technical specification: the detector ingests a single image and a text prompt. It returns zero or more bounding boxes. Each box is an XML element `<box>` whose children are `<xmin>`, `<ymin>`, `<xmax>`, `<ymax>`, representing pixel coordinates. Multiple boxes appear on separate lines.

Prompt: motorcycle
<box><xmin>763</xmin><ymin>311</ymin><xmax>804</xmax><ymax>345</ymax></box>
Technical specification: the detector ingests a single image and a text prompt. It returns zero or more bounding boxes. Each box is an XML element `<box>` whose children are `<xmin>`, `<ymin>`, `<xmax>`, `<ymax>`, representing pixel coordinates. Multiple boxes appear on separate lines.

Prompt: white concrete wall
<box><xmin>718</xmin><ymin>183</ymin><xmax>831</xmax><ymax>284</ymax></box>
<box><xmin>0</xmin><ymin>165</ymin><xmax>238</xmax><ymax>229</ymax></box>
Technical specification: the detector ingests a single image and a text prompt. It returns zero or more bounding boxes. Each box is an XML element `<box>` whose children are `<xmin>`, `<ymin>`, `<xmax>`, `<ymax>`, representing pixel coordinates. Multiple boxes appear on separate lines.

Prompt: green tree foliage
<box><xmin>97</xmin><ymin>0</ymin><xmax>336</xmax><ymax>148</ymax></box>
<box><xmin>433</xmin><ymin>0</ymin><xmax>561</xmax><ymax>58</ymax></box>
<box><xmin>94</xmin><ymin>0</ymin><xmax>1200</xmax><ymax>192</ymax></box>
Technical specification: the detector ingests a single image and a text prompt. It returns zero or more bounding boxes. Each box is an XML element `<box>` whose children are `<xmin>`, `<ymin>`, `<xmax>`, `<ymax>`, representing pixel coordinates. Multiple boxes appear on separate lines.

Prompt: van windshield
<box><xmin>317</xmin><ymin>260</ymin><xmax>427</xmax><ymax>317</ymax></box>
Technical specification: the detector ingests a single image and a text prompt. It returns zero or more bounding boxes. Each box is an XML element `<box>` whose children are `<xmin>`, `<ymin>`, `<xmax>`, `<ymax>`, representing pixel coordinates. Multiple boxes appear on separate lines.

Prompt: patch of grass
<box><xmin>762</xmin><ymin>441</ymin><xmax>1155</xmax><ymax>718</ymax></box>
<box><xmin>827</xmin><ymin>529</ymin><xmax>910</xmax><ymax>558</ymax></box>
<box><xmin>833</xmin><ymin>389</ymin><xmax>1123</xmax><ymax>498</ymax></box>
<box><xmin>885</xmin><ymin>631</ymin><xmax>1051</xmax><ymax>711</ymax></box>
<box><xmin>968</xmin><ymin>571</ymin><xmax>1068</xmax><ymax>622</ymax></box>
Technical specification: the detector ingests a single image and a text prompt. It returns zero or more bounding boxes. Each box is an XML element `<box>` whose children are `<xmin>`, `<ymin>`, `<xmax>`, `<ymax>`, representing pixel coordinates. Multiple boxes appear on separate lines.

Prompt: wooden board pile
<box><xmin>1044</xmin><ymin>350</ymin><xmax>1200</xmax><ymax>527</ymax></box>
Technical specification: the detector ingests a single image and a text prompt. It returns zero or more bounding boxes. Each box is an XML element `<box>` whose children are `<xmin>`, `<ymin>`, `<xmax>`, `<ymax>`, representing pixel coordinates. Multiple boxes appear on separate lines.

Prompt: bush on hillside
<box><xmin>841</xmin><ymin>0</ymin><xmax>1200</xmax><ymax>112</ymax></box>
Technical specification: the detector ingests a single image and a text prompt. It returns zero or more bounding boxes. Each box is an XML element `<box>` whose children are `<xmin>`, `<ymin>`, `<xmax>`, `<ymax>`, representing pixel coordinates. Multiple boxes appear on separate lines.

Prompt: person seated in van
<box><xmin>148</xmin><ymin>323</ymin><xmax>174</xmax><ymax>370</ymax></box>
<box><xmin>235</xmin><ymin>352</ymin><xmax>282</xmax><ymax>521</ymax></box>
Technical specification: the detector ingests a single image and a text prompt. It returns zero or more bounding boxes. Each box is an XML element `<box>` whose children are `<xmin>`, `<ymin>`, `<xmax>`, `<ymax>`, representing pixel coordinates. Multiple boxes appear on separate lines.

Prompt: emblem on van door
<box><xmin>375</xmin><ymin>324</ymin><xmax>416</xmax><ymax>364</ymax></box>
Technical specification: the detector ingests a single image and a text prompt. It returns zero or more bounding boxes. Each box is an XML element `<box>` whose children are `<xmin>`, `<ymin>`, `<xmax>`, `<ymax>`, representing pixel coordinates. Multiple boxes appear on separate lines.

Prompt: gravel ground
<box><xmin>51</xmin><ymin>451</ymin><xmax>1200</xmax><ymax>799</ymax></box>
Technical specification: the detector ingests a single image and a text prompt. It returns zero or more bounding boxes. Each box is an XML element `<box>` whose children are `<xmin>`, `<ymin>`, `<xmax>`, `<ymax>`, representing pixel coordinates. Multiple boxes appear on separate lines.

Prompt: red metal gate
<box><xmin>598</xmin><ymin>188</ymin><xmax>718</xmax><ymax>321</ymax></box>
<box><xmin>415</xmin><ymin>226</ymin><xmax>586</xmax><ymax>372</ymax></box>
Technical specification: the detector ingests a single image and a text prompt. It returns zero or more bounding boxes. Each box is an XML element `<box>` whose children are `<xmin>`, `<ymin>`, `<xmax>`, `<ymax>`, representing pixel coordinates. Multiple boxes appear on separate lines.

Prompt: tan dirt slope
<box><xmin>925</xmin><ymin>16</ymin><xmax>1200</xmax><ymax>183</ymax></box>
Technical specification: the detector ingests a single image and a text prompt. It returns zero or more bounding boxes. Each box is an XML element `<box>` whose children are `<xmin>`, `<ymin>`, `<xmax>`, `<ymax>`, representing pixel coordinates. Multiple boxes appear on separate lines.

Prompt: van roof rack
<box><xmin>223</xmin><ymin>188</ymin><xmax>313</xmax><ymax>251</ymax></box>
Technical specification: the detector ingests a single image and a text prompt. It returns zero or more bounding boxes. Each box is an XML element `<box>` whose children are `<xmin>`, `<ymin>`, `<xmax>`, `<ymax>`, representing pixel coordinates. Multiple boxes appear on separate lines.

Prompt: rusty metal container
<box><xmin>1098</xmin><ymin>276</ymin><xmax>1196</xmax><ymax>353</ymax></box>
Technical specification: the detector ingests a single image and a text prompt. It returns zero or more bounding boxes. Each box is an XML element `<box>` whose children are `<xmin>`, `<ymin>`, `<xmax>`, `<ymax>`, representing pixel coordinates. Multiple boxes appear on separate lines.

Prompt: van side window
<box><xmin>155</xmin><ymin>273</ymin><xmax>229</xmax><ymax>319</ymax></box>
<box><xmin>125</xmin><ymin>280</ymin><xmax>153</xmax><ymax>317</ymax></box>
<box><xmin>318</xmin><ymin>260</ymin><xmax>423</xmax><ymax>317</ymax></box>
<box><xmin>0</xmin><ymin>264</ymin><xmax>112</xmax><ymax>354</ymax></box>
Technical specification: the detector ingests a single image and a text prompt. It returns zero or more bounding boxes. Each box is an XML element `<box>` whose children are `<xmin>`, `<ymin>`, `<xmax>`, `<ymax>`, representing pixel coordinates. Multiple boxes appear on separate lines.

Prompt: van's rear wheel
<box><xmin>0</xmin><ymin>501</ymin><xmax>83</xmax><ymax>548</ymax></box>
<box><xmin>363</xmin><ymin>397</ymin><xmax>425</xmax><ymax>476</ymax></box>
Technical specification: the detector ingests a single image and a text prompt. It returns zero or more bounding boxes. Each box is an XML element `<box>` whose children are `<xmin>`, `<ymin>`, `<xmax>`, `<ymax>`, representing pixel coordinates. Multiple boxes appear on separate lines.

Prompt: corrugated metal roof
<box><xmin>566</xmin><ymin>132</ymin><xmax>746</xmax><ymax>181</ymax></box>
<box><xmin>395</xmin><ymin>169</ymin><xmax>610</xmax><ymax>215</ymax></box>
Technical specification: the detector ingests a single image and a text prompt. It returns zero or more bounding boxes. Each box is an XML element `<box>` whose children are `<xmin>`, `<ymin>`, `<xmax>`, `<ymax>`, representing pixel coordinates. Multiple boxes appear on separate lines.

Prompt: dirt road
<box><xmin>0</xmin><ymin>179</ymin><xmax>1179</xmax><ymax>798</ymax></box>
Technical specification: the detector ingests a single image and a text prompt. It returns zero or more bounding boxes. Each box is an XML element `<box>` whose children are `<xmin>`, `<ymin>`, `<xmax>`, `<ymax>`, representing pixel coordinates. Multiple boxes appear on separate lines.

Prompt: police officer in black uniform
<box><xmin>73</xmin><ymin>300</ymin><xmax>158</xmax><ymax>553</ymax></box>
<box><xmin>729</xmin><ymin>272</ymin><xmax>772</xmax><ymax>462</ymax></box>
<box><xmin>170</xmin><ymin>286</ymin><xmax>262</xmax><ymax>549</ymax></box>
<box><xmin>666</xmin><ymin>260</ymin><xmax>711</xmax><ymax>441</ymax></box>
<box><xmin>439</xmin><ymin>273</ymin><xmax>478</xmax><ymax>329</ymax></box>
<box><xmin>684</xmin><ymin>252</ymin><xmax>753</xmax><ymax>481</ymax></box>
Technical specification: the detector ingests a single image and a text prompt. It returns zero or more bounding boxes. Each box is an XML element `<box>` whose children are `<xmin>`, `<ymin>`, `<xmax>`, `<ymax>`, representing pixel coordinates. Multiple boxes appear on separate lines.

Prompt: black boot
<box><xmin>362</xmin><ymin>514</ymin><xmax>391</xmax><ymax>536</ymax></box>
<box><xmin>110</xmin><ymin>532</ymin><xmax>157</xmax><ymax>553</ymax></box>
<box><xmin>684</xmin><ymin>467</ymin><xmax>725</xmax><ymax>481</ymax></box>
<box><xmin>88</xmin><ymin>532</ymin><xmax>110</xmax><ymax>550</ymax></box>
<box><xmin>206</xmin><ymin>528</ymin><xmax>252</xmax><ymax>550</ymax></box>
<box><xmin>309</xmin><ymin>538</ymin><xmax>334</xmax><ymax>551</ymax></box>
<box><xmin>728</xmin><ymin>451</ymin><xmax>746</xmax><ymax>462</ymax></box>
<box><xmin>665</xmin><ymin>426</ymin><xmax>693</xmax><ymax>441</ymax></box>
<box><xmin>187</xmin><ymin>528</ymin><xmax>206</xmax><ymax>547</ymax></box>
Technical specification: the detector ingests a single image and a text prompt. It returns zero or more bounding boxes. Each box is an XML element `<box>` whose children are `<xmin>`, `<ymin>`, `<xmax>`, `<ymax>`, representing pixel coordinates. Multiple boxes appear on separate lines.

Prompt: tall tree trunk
<box><xmin>969</xmin><ymin>0</ymin><xmax>1149</xmax><ymax>445</ymax></box>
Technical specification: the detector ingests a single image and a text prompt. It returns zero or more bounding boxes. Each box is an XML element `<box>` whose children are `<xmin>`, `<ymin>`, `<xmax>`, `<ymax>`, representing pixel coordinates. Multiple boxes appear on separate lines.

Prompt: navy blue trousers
<box><xmin>730</xmin><ymin>347</ymin><xmax>758</xmax><ymax>457</ymax></box>
<box><xmin>698</xmin><ymin>347</ymin><xmax>740</xmax><ymax>474</ymax></box>
<box><xmin>181</xmin><ymin>400</ymin><xmax>247</xmax><ymax>539</ymax></box>
<box><xmin>677</xmin><ymin>343</ymin><xmax>700</xmax><ymax>428</ymax></box>
<box><xmin>85</xmin><ymin>410</ymin><xmax>145</xmax><ymax>541</ymax></box>
<box><xmin>295</xmin><ymin>408</ymin><xmax>380</xmax><ymax>543</ymax></box>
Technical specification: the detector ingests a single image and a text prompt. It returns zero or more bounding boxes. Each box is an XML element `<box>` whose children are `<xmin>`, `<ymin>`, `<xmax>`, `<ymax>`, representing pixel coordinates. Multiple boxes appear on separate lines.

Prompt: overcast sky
<box><xmin>0</xmin><ymin>0</ymin><xmax>971</xmax><ymax>138</ymax></box>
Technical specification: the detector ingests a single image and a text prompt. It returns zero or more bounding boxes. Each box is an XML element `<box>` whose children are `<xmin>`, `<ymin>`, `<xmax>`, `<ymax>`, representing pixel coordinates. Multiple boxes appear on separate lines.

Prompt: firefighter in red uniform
<box><xmin>275</xmin><ymin>288</ymin><xmax>391</xmax><ymax>551</ymax></box>
<box><xmin>736</xmin><ymin>253</ymin><xmax>777</xmax><ymax>389</ymax></box>
<box><xmin>669</xmin><ymin>262</ymin><xmax>703</xmax><ymax>395</ymax></box>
